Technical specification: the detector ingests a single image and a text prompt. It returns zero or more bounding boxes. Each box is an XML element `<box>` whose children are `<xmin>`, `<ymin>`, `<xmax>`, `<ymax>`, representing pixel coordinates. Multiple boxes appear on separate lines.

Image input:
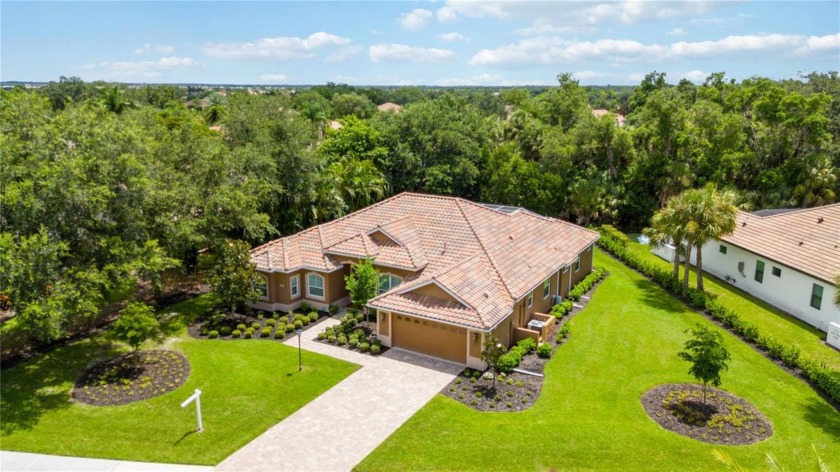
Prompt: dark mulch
<box><xmin>314</xmin><ymin>319</ymin><xmax>389</xmax><ymax>356</ymax></box>
<box><xmin>72</xmin><ymin>350</ymin><xmax>190</xmax><ymax>406</ymax></box>
<box><xmin>188</xmin><ymin>309</ymin><xmax>330</xmax><ymax>342</ymax></box>
<box><xmin>641</xmin><ymin>383</ymin><xmax>773</xmax><ymax>445</ymax></box>
<box><xmin>441</xmin><ymin>369</ymin><xmax>542</xmax><ymax>411</ymax></box>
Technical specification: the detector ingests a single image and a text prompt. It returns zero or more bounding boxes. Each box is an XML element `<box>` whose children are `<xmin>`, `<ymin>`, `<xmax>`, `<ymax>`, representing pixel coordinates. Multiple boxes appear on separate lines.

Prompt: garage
<box><xmin>391</xmin><ymin>314</ymin><xmax>467</xmax><ymax>364</ymax></box>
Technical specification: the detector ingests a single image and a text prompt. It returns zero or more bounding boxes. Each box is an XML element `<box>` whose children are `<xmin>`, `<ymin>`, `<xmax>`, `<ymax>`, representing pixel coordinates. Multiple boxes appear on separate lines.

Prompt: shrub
<box><xmin>349</xmin><ymin>338</ymin><xmax>359</xmax><ymax>348</ymax></box>
<box><xmin>293</xmin><ymin>320</ymin><xmax>303</xmax><ymax>329</ymax></box>
<box><xmin>359</xmin><ymin>342</ymin><xmax>370</xmax><ymax>352</ymax></box>
<box><xmin>220</xmin><ymin>326</ymin><xmax>232</xmax><ymax>336</ymax></box>
<box><xmin>260</xmin><ymin>327</ymin><xmax>272</xmax><ymax>337</ymax></box>
<box><xmin>370</xmin><ymin>344</ymin><xmax>381</xmax><ymax>354</ymax></box>
<box><xmin>300</xmin><ymin>302</ymin><xmax>311</xmax><ymax>312</ymax></box>
<box><xmin>371</xmin><ymin>337</ymin><xmax>382</xmax><ymax>347</ymax></box>
<box><xmin>308</xmin><ymin>313</ymin><xmax>318</xmax><ymax>323</ymax></box>
<box><xmin>329</xmin><ymin>304</ymin><xmax>339</xmax><ymax>314</ymax></box>
<box><xmin>294</xmin><ymin>313</ymin><xmax>304</xmax><ymax>322</ymax></box>
<box><xmin>232</xmin><ymin>329</ymin><xmax>242</xmax><ymax>338</ymax></box>
<box><xmin>537</xmin><ymin>342</ymin><xmax>552</xmax><ymax>358</ymax></box>
<box><xmin>271</xmin><ymin>312</ymin><xmax>280</xmax><ymax>319</ymax></box>
<box><xmin>463</xmin><ymin>369</ymin><xmax>472</xmax><ymax>377</ymax></box>
<box><xmin>285</xmin><ymin>324</ymin><xmax>295</xmax><ymax>333</ymax></box>
<box><xmin>328</xmin><ymin>335</ymin><xmax>336</xmax><ymax>343</ymax></box>
<box><xmin>337</xmin><ymin>335</ymin><xmax>347</xmax><ymax>345</ymax></box>
<box><xmin>317</xmin><ymin>332</ymin><xmax>326</xmax><ymax>340</ymax></box>
<box><xmin>257</xmin><ymin>313</ymin><xmax>264</xmax><ymax>320</ymax></box>
<box><xmin>557</xmin><ymin>324</ymin><xmax>571</xmax><ymax>343</ymax></box>
<box><xmin>237</xmin><ymin>323</ymin><xmax>246</xmax><ymax>331</ymax></box>
<box><xmin>208</xmin><ymin>330</ymin><xmax>219</xmax><ymax>339</ymax></box>
<box><xmin>274</xmin><ymin>329</ymin><xmax>286</xmax><ymax>339</ymax></box>
<box><xmin>251</xmin><ymin>322</ymin><xmax>261</xmax><ymax>330</ymax></box>
<box><xmin>265</xmin><ymin>319</ymin><xmax>276</xmax><ymax>327</ymax></box>
<box><xmin>551</xmin><ymin>300</ymin><xmax>574</xmax><ymax>318</ymax></box>
<box><xmin>244</xmin><ymin>329</ymin><xmax>254</xmax><ymax>339</ymax></box>
<box><xmin>517</xmin><ymin>337</ymin><xmax>537</xmax><ymax>353</ymax></box>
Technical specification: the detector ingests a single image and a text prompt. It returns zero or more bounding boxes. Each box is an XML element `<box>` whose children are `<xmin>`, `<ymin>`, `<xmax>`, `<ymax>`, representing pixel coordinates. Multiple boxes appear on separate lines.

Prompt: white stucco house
<box><xmin>678</xmin><ymin>204</ymin><xmax>839</xmax><ymax>332</ymax></box>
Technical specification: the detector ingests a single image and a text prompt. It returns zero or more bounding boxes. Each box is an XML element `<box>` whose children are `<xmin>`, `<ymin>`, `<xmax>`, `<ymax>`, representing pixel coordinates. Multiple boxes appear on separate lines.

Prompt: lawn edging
<box><xmin>596</xmin><ymin>225</ymin><xmax>840</xmax><ymax>407</ymax></box>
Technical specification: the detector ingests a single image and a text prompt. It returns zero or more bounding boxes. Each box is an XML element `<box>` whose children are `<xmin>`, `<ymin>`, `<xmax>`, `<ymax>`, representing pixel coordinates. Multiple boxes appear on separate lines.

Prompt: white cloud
<box><xmin>399</xmin><ymin>9</ymin><xmax>433</xmax><ymax>31</ymax></box>
<box><xmin>434</xmin><ymin>74</ymin><xmax>551</xmax><ymax>86</ymax></box>
<box><xmin>515</xmin><ymin>18</ymin><xmax>598</xmax><ymax>36</ymax></box>
<box><xmin>369</xmin><ymin>44</ymin><xmax>456</xmax><ymax>63</ymax></box>
<box><xmin>574</xmin><ymin>70</ymin><xmax>605</xmax><ymax>80</ymax></box>
<box><xmin>626</xmin><ymin>73</ymin><xmax>646</xmax><ymax>83</ymax></box>
<box><xmin>325</xmin><ymin>45</ymin><xmax>362</xmax><ymax>62</ymax></box>
<box><xmin>135</xmin><ymin>44</ymin><xmax>175</xmax><ymax>55</ymax></box>
<box><xmin>202</xmin><ymin>32</ymin><xmax>351</xmax><ymax>59</ymax></box>
<box><xmin>667</xmin><ymin>27</ymin><xmax>686</xmax><ymax>36</ymax></box>
<box><xmin>259</xmin><ymin>74</ymin><xmax>289</xmax><ymax>84</ymax></box>
<box><xmin>469</xmin><ymin>33</ymin><xmax>840</xmax><ymax>66</ymax></box>
<box><xmin>331</xmin><ymin>75</ymin><xmax>424</xmax><ymax>86</ymax></box>
<box><xmin>437</xmin><ymin>32</ymin><xmax>468</xmax><ymax>42</ymax></box>
<box><xmin>435</xmin><ymin>6</ymin><xmax>458</xmax><ymax>22</ymax></box>
<box><xmin>680</xmin><ymin>70</ymin><xmax>707</xmax><ymax>82</ymax></box>
<box><xmin>82</xmin><ymin>56</ymin><xmax>198</xmax><ymax>79</ymax></box>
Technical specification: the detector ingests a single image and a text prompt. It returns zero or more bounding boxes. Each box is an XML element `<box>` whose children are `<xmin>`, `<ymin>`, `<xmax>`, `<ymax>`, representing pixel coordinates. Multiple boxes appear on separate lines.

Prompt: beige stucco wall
<box><xmin>572</xmin><ymin>246</ymin><xmax>594</xmax><ymax>285</ymax></box>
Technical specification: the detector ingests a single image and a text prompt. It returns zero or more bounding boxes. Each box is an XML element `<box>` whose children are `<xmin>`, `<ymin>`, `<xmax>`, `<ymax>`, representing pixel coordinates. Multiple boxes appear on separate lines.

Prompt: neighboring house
<box><xmin>591</xmin><ymin>108</ymin><xmax>626</xmax><ymax>127</ymax></box>
<box><xmin>249</xmin><ymin>193</ymin><xmax>599</xmax><ymax>368</ymax></box>
<box><xmin>687</xmin><ymin>204</ymin><xmax>840</xmax><ymax>332</ymax></box>
<box><xmin>376</xmin><ymin>102</ymin><xmax>403</xmax><ymax>113</ymax></box>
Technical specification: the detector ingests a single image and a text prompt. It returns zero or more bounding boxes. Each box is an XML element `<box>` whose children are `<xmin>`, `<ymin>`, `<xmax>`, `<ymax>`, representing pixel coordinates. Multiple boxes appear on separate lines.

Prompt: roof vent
<box><xmin>742</xmin><ymin>222</ymin><xmax>747</xmax><ymax>227</ymax></box>
<box><xmin>441</xmin><ymin>242</ymin><xmax>447</xmax><ymax>255</ymax></box>
<box><xmin>799</xmin><ymin>241</ymin><xmax>804</xmax><ymax>246</ymax></box>
<box><xmin>483</xmin><ymin>292</ymin><xmax>489</xmax><ymax>298</ymax></box>
<box><xmin>508</xmin><ymin>234</ymin><xmax>514</xmax><ymax>240</ymax></box>
<box><xmin>817</xmin><ymin>217</ymin><xmax>824</xmax><ymax>224</ymax></box>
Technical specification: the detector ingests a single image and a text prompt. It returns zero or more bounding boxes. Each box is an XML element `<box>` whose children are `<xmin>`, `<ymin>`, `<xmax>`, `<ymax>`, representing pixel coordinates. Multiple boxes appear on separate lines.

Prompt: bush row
<box><xmin>498</xmin><ymin>338</ymin><xmax>538</xmax><ymax>373</ymax></box>
<box><xmin>568</xmin><ymin>267</ymin><xmax>607</xmax><ymax>301</ymax></box>
<box><xmin>596</xmin><ymin>225</ymin><xmax>840</xmax><ymax>404</ymax></box>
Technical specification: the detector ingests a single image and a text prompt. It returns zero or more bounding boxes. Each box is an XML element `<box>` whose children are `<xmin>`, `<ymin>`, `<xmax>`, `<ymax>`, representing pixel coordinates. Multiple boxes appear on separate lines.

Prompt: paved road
<box><xmin>0</xmin><ymin>451</ymin><xmax>212</xmax><ymax>472</ymax></box>
<box><xmin>215</xmin><ymin>318</ymin><xmax>461</xmax><ymax>472</ymax></box>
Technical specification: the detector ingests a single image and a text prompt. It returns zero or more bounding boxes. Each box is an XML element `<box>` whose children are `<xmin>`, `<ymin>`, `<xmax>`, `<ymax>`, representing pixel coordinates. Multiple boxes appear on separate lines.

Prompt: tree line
<box><xmin>1</xmin><ymin>70</ymin><xmax>837</xmax><ymax>347</ymax></box>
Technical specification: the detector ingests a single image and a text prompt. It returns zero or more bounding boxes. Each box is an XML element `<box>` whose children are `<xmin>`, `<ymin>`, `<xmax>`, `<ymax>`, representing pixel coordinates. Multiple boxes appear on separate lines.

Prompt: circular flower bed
<box><xmin>72</xmin><ymin>350</ymin><xmax>190</xmax><ymax>406</ymax></box>
<box><xmin>641</xmin><ymin>383</ymin><xmax>772</xmax><ymax>445</ymax></box>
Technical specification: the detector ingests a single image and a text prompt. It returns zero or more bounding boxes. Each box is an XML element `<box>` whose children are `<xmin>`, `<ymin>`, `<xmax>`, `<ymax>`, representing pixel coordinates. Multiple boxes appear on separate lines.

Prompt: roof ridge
<box><xmin>757</xmin><ymin>203</ymin><xmax>840</xmax><ymax>219</ymax></box>
<box><xmin>455</xmin><ymin>199</ymin><xmax>515</xmax><ymax>300</ymax></box>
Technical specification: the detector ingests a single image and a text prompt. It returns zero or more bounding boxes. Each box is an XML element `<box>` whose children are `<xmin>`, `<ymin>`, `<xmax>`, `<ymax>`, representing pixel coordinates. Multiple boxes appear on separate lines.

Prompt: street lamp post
<box><xmin>296</xmin><ymin>329</ymin><xmax>302</xmax><ymax>371</ymax></box>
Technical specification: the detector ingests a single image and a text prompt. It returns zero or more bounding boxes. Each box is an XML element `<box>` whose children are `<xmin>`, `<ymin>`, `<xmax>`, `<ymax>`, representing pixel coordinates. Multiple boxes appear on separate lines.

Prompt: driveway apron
<box><xmin>215</xmin><ymin>318</ymin><xmax>461</xmax><ymax>472</ymax></box>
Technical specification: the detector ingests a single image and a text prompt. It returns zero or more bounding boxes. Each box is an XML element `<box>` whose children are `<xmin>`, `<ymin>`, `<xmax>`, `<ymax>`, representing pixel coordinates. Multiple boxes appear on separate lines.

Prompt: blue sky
<box><xmin>2</xmin><ymin>1</ymin><xmax>838</xmax><ymax>86</ymax></box>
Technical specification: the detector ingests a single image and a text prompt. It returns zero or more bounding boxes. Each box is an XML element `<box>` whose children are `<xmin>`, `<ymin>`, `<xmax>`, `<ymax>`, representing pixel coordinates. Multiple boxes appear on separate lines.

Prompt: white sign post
<box><xmin>180</xmin><ymin>389</ymin><xmax>203</xmax><ymax>432</ymax></box>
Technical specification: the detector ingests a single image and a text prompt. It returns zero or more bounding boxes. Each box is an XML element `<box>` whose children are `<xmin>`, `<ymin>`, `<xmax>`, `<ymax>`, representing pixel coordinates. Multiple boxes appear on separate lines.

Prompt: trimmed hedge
<box><xmin>568</xmin><ymin>267</ymin><xmax>607</xmax><ymax>301</ymax></box>
<box><xmin>497</xmin><ymin>338</ymin><xmax>542</xmax><ymax>373</ymax></box>
<box><xmin>596</xmin><ymin>225</ymin><xmax>840</xmax><ymax>404</ymax></box>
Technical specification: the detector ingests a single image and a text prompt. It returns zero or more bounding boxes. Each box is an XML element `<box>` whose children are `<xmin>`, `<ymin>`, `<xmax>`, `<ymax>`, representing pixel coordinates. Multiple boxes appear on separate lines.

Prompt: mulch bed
<box><xmin>441</xmin><ymin>369</ymin><xmax>542</xmax><ymax>411</ymax></box>
<box><xmin>72</xmin><ymin>350</ymin><xmax>190</xmax><ymax>406</ymax></box>
<box><xmin>187</xmin><ymin>309</ymin><xmax>330</xmax><ymax>342</ymax></box>
<box><xmin>314</xmin><ymin>319</ymin><xmax>389</xmax><ymax>356</ymax></box>
<box><xmin>641</xmin><ymin>383</ymin><xmax>773</xmax><ymax>445</ymax></box>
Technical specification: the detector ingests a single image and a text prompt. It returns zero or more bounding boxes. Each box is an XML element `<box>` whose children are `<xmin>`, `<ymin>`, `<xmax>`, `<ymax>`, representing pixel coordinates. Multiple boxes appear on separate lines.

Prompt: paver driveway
<box><xmin>215</xmin><ymin>318</ymin><xmax>461</xmax><ymax>472</ymax></box>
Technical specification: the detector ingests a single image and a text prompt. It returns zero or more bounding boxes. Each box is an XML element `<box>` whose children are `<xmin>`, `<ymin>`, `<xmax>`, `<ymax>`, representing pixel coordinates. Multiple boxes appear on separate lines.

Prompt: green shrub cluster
<box><xmin>243</xmin><ymin>328</ymin><xmax>254</xmax><ymax>339</ymax></box>
<box><xmin>370</xmin><ymin>344</ymin><xmax>381</xmax><ymax>354</ymax></box>
<box><xmin>265</xmin><ymin>319</ymin><xmax>276</xmax><ymax>327</ymax></box>
<box><xmin>537</xmin><ymin>342</ymin><xmax>551</xmax><ymax>358</ymax></box>
<box><xmin>219</xmin><ymin>326</ymin><xmax>231</xmax><ymax>336</ymax></box>
<box><xmin>556</xmin><ymin>324</ymin><xmax>571</xmax><ymax>343</ymax></box>
<box><xmin>208</xmin><ymin>330</ymin><xmax>219</xmax><ymax>339</ymax></box>
<box><xmin>498</xmin><ymin>338</ymin><xmax>539</xmax><ymax>373</ymax></box>
<box><xmin>568</xmin><ymin>267</ymin><xmax>607</xmax><ymax>301</ymax></box>
<box><xmin>551</xmin><ymin>300</ymin><xmax>574</xmax><ymax>317</ymax></box>
<box><xmin>260</xmin><ymin>327</ymin><xmax>272</xmax><ymax>337</ymax></box>
<box><xmin>596</xmin><ymin>225</ymin><xmax>840</xmax><ymax>404</ymax></box>
<box><xmin>232</xmin><ymin>329</ymin><xmax>242</xmax><ymax>338</ymax></box>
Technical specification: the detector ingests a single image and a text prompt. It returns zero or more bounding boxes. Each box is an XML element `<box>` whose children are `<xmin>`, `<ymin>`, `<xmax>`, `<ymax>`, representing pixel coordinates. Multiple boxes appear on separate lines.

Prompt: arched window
<box><xmin>254</xmin><ymin>275</ymin><xmax>268</xmax><ymax>300</ymax></box>
<box><xmin>378</xmin><ymin>274</ymin><xmax>403</xmax><ymax>295</ymax></box>
<box><xmin>307</xmin><ymin>273</ymin><xmax>325</xmax><ymax>299</ymax></box>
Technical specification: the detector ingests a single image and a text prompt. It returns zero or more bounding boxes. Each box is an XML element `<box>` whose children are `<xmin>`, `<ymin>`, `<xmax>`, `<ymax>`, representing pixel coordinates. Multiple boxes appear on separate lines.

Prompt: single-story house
<box><xmin>249</xmin><ymin>192</ymin><xmax>599</xmax><ymax>368</ymax></box>
<box><xmin>376</xmin><ymin>102</ymin><xmax>403</xmax><ymax>113</ymax></box>
<box><xmin>687</xmin><ymin>204</ymin><xmax>840</xmax><ymax>332</ymax></box>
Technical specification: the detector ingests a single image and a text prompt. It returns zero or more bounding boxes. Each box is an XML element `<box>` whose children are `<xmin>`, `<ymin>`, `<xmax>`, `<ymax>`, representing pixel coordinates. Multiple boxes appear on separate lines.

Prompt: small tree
<box><xmin>345</xmin><ymin>257</ymin><xmax>378</xmax><ymax>321</ymax></box>
<box><xmin>112</xmin><ymin>302</ymin><xmax>158</xmax><ymax>352</ymax></box>
<box><xmin>481</xmin><ymin>333</ymin><xmax>507</xmax><ymax>387</ymax></box>
<box><xmin>678</xmin><ymin>324</ymin><xmax>732</xmax><ymax>403</ymax></box>
<box><xmin>209</xmin><ymin>239</ymin><xmax>260</xmax><ymax>315</ymax></box>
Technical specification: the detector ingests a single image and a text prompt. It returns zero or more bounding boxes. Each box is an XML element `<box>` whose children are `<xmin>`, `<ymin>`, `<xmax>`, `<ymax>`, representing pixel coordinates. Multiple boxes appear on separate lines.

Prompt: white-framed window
<box><xmin>254</xmin><ymin>275</ymin><xmax>268</xmax><ymax>300</ymax></box>
<box><xmin>307</xmin><ymin>273</ymin><xmax>325</xmax><ymax>300</ymax></box>
<box><xmin>290</xmin><ymin>274</ymin><xmax>300</xmax><ymax>299</ymax></box>
<box><xmin>527</xmin><ymin>291</ymin><xmax>533</xmax><ymax>307</ymax></box>
<box><xmin>574</xmin><ymin>258</ymin><xmax>581</xmax><ymax>272</ymax></box>
<box><xmin>378</xmin><ymin>274</ymin><xmax>403</xmax><ymax>295</ymax></box>
<box><xmin>543</xmin><ymin>278</ymin><xmax>550</xmax><ymax>299</ymax></box>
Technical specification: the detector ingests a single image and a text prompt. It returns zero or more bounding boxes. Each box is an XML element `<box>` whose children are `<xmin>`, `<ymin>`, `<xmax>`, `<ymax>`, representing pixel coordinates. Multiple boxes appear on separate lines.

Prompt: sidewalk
<box><xmin>0</xmin><ymin>451</ymin><xmax>212</xmax><ymax>472</ymax></box>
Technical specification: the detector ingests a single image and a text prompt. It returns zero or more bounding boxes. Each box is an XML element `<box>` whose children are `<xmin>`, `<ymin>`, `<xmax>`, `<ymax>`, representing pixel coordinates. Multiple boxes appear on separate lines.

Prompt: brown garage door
<box><xmin>391</xmin><ymin>314</ymin><xmax>466</xmax><ymax>364</ymax></box>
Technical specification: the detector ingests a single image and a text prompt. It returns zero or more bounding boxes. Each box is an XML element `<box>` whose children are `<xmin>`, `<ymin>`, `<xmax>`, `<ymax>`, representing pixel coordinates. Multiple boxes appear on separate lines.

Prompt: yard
<box><xmin>0</xmin><ymin>295</ymin><xmax>358</xmax><ymax>465</ymax></box>
<box><xmin>356</xmin><ymin>251</ymin><xmax>840</xmax><ymax>471</ymax></box>
<box><xmin>624</xmin><ymin>233</ymin><xmax>840</xmax><ymax>371</ymax></box>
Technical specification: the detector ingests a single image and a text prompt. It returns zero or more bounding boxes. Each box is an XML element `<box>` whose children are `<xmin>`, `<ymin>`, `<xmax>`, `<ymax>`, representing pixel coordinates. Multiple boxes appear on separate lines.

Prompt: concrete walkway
<box><xmin>215</xmin><ymin>318</ymin><xmax>461</xmax><ymax>472</ymax></box>
<box><xmin>0</xmin><ymin>451</ymin><xmax>212</xmax><ymax>472</ymax></box>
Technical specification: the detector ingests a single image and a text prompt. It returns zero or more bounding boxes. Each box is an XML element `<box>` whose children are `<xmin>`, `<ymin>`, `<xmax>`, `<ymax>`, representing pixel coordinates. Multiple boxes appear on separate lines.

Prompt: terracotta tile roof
<box><xmin>721</xmin><ymin>204</ymin><xmax>840</xmax><ymax>284</ymax></box>
<box><xmin>376</xmin><ymin>102</ymin><xmax>403</xmax><ymax>112</ymax></box>
<box><xmin>251</xmin><ymin>192</ymin><xmax>599</xmax><ymax>329</ymax></box>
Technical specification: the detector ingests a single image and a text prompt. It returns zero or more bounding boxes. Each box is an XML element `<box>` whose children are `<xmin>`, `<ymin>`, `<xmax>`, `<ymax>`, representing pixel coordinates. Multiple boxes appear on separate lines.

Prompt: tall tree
<box><xmin>209</xmin><ymin>239</ymin><xmax>261</xmax><ymax>315</ymax></box>
<box><xmin>112</xmin><ymin>303</ymin><xmax>159</xmax><ymax>352</ymax></box>
<box><xmin>345</xmin><ymin>257</ymin><xmax>379</xmax><ymax>320</ymax></box>
<box><xmin>688</xmin><ymin>185</ymin><xmax>739</xmax><ymax>291</ymax></box>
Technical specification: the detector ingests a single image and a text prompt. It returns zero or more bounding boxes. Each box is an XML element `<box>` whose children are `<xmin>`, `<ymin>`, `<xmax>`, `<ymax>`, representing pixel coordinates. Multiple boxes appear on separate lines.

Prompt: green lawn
<box><xmin>624</xmin><ymin>234</ymin><xmax>840</xmax><ymax>372</ymax></box>
<box><xmin>356</xmin><ymin>251</ymin><xmax>840</xmax><ymax>471</ymax></box>
<box><xmin>0</xmin><ymin>295</ymin><xmax>359</xmax><ymax>465</ymax></box>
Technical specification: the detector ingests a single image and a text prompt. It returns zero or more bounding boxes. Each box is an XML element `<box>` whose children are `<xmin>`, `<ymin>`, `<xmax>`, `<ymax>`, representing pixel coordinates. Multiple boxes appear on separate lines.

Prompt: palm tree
<box><xmin>644</xmin><ymin>194</ymin><xmax>688</xmax><ymax>280</ymax></box>
<box><xmin>834</xmin><ymin>273</ymin><xmax>840</xmax><ymax>310</ymax></box>
<box><xmin>101</xmin><ymin>84</ymin><xmax>133</xmax><ymax>114</ymax></box>
<box><xmin>690</xmin><ymin>185</ymin><xmax>738</xmax><ymax>292</ymax></box>
<box><xmin>327</xmin><ymin>158</ymin><xmax>388</xmax><ymax>212</ymax></box>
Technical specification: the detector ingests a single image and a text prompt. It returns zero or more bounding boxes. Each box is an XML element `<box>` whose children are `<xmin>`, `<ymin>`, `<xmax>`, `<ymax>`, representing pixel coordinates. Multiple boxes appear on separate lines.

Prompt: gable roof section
<box><xmin>251</xmin><ymin>192</ymin><xmax>599</xmax><ymax>330</ymax></box>
<box><xmin>721</xmin><ymin>204</ymin><xmax>840</xmax><ymax>284</ymax></box>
